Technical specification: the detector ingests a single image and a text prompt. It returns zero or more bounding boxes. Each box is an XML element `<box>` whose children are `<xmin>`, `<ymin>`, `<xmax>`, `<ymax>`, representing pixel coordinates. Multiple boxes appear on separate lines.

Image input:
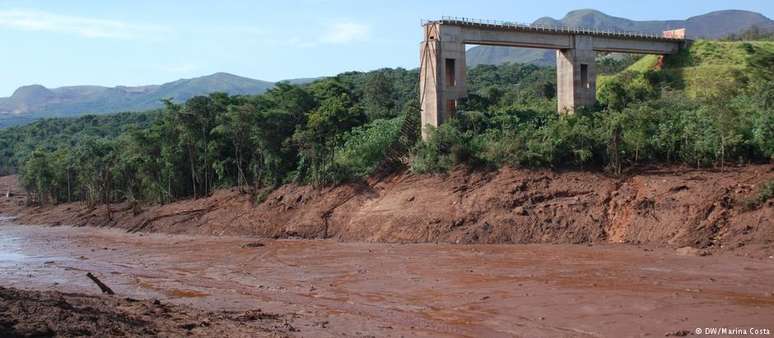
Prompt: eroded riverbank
<box><xmin>3</xmin><ymin>165</ymin><xmax>772</xmax><ymax>258</ymax></box>
<box><xmin>1</xmin><ymin>221</ymin><xmax>773</xmax><ymax>337</ymax></box>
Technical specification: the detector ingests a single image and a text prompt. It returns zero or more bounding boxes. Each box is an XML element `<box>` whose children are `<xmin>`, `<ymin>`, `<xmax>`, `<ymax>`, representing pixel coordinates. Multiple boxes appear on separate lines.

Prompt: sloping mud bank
<box><xmin>1</xmin><ymin>165</ymin><xmax>772</xmax><ymax>255</ymax></box>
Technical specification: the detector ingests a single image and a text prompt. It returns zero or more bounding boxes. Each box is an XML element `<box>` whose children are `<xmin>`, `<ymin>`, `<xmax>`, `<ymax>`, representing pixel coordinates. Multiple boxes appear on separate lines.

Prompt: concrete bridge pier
<box><xmin>418</xmin><ymin>19</ymin><xmax>684</xmax><ymax>140</ymax></box>
<box><xmin>418</xmin><ymin>25</ymin><xmax>600</xmax><ymax>139</ymax></box>
<box><xmin>557</xmin><ymin>35</ymin><xmax>596</xmax><ymax>113</ymax></box>
<box><xmin>419</xmin><ymin>24</ymin><xmax>467</xmax><ymax>139</ymax></box>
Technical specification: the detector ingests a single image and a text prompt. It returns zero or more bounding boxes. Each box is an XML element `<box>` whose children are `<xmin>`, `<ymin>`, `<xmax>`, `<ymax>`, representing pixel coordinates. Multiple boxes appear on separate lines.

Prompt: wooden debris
<box><xmin>86</xmin><ymin>273</ymin><xmax>115</xmax><ymax>295</ymax></box>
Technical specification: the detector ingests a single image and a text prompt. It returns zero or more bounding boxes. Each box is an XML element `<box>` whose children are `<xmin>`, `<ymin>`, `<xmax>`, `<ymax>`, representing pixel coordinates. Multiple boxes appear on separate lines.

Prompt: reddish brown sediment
<box><xmin>1</xmin><ymin>224</ymin><xmax>773</xmax><ymax>337</ymax></box>
<box><xmin>0</xmin><ymin>286</ymin><xmax>294</xmax><ymax>337</ymax></box>
<box><xmin>1</xmin><ymin>165</ymin><xmax>771</xmax><ymax>256</ymax></box>
<box><xmin>0</xmin><ymin>165</ymin><xmax>772</xmax><ymax>336</ymax></box>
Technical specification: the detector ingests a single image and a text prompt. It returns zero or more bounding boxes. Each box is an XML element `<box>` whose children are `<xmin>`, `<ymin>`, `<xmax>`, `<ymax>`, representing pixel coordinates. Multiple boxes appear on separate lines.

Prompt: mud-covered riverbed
<box><xmin>1</xmin><ymin>221</ymin><xmax>773</xmax><ymax>337</ymax></box>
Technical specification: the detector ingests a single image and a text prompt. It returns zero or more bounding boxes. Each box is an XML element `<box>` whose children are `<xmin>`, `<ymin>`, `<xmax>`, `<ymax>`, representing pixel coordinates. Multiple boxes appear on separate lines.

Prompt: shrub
<box><xmin>335</xmin><ymin>117</ymin><xmax>403</xmax><ymax>177</ymax></box>
<box><xmin>411</xmin><ymin>123</ymin><xmax>487</xmax><ymax>173</ymax></box>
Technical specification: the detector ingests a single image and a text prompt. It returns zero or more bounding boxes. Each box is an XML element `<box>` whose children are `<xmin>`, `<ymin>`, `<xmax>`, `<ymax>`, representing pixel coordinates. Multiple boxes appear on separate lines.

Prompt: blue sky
<box><xmin>1</xmin><ymin>0</ymin><xmax>772</xmax><ymax>96</ymax></box>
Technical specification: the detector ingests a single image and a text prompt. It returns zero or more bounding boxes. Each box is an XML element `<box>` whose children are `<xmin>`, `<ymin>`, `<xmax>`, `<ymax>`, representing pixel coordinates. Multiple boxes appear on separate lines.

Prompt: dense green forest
<box><xmin>3</xmin><ymin>40</ymin><xmax>773</xmax><ymax>210</ymax></box>
<box><xmin>0</xmin><ymin>111</ymin><xmax>161</xmax><ymax>174</ymax></box>
<box><xmin>5</xmin><ymin>67</ymin><xmax>427</xmax><ymax>207</ymax></box>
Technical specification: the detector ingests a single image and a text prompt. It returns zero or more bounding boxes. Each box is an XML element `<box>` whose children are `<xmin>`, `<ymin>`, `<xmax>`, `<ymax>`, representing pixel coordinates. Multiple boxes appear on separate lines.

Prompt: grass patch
<box><xmin>627</xmin><ymin>55</ymin><xmax>660</xmax><ymax>72</ymax></box>
<box><xmin>598</xmin><ymin>40</ymin><xmax>774</xmax><ymax>100</ymax></box>
<box><xmin>661</xmin><ymin>65</ymin><xmax>747</xmax><ymax>97</ymax></box>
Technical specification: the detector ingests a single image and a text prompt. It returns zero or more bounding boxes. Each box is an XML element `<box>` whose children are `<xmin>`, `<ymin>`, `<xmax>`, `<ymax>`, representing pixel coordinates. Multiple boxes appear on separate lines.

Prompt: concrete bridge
<box><xmin>419</xmin><ymin>17</ymin><xmax>687</xmax><ymax>139</ymax></box>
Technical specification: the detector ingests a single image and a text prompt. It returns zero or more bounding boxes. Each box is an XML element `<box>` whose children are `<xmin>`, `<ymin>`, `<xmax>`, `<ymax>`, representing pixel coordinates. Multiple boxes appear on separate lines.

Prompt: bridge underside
<box><xmin>419</xmin><ymin>21</ymin><xmax>685</xmax><ymax>139</ymax></box>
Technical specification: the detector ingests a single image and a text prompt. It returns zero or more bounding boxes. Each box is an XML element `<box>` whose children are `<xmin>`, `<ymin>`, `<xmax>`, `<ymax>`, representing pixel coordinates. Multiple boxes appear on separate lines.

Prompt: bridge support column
<box><xmin>557</xmin><ymin>35</ymin><xmax>596</xmax><ymax>114</ymax></box>
<box><xmin>419</xmin><ymin>23</ymin><xmax>466</xmax><ymax>140</ymax></box>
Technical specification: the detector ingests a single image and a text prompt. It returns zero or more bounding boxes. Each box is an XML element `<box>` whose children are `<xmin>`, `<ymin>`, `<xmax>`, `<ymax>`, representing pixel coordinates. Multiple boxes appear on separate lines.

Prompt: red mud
<box><xmin>0</xmin><ymin>166</ymin><xmax>772</xmax><ymax>336</ymax></box>
<box><xmin>0</xmin><ymin>286</ymin><xmax>294</xmax><ymax>337</ymax></box>
<box><xmin>1</xmin><ymin>165</ymin><xmax>772</xmax><ymax>256</ymax></box>
<box><xmin>1</xmin><ymin>224</ymin><xmax>773</xmax><ymax>337</ymax></box>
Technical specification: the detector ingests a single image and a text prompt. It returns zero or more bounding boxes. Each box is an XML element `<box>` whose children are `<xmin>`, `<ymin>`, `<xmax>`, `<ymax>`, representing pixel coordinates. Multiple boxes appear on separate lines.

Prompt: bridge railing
<box><xmin>423</xmin><ymin>16</ymin><xmax>685</xmax><ymax>41</ymax></box>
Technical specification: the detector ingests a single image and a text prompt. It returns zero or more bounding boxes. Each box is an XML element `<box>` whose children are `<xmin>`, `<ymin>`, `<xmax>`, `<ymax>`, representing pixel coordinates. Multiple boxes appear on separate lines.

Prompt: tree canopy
<box><xmin>4</xmin><ymin>47</ymin><xmax>771</xmax><ymax>209</ymax></box>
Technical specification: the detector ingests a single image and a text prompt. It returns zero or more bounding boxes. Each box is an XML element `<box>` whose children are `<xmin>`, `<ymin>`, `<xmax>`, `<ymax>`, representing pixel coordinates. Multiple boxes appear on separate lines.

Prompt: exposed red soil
<box><xmin>0</xmin><ymin>287</ymin><xmax>294</xmax><ymax>337</ymax></box>
<box><xmin>2</xmin><ymin>224</ymin><xmax>773</xmax><ymax>337</ymax></box>
<box><xmin>1</xmin><ymin>164</ymin><xmax>772</xmax><ymax>256</ymax></box>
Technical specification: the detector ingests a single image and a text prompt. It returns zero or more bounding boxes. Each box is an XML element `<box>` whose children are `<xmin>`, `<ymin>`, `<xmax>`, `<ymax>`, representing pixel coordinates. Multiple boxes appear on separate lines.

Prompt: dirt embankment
<box><xmin>0</xmin><ymin>287</ymin><xmax>295</xmax><ymax>337</ymax></box>
<box><xmin>1</xmin><ymin>165</ymin><xmax>772</xmax><ymax>255</ymax></box>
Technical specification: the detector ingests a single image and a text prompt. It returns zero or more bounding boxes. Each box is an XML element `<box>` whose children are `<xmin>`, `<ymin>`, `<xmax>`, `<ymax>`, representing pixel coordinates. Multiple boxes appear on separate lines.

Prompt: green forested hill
<box><xmin>598</xmin><ymin>40</ymin><xmax>774</xmax><ymax>101</ymax></box>
<box><xmin>6</xmin><ymin>42</ymin><xmax>772</xmax><ymax>208</ymax></box>
<box><xmin>0</xmin><ymin>111</ymin><xmax>161</xmax><ymax>174</ymax></box>
<box><xmin>0</xmin><ymin>73</ymin><xmax>275</xmax><ymax>128</ymax></box>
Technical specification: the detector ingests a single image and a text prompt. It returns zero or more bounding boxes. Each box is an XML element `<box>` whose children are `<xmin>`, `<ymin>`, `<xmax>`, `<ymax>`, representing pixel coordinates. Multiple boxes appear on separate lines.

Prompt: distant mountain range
<box><xmin>2</xmin><ymin>8</ymin><xmax>771</xmax><ymax>128</ymax></box>
<box><xmin>467</xmin><ymin>9</ymin><xmax>774</xmax><ymax>67</ymax></box>
<box><xmin>0</xmin><ymin>73</ymin><xmax>318</xmax><ymax>128</ymax></box>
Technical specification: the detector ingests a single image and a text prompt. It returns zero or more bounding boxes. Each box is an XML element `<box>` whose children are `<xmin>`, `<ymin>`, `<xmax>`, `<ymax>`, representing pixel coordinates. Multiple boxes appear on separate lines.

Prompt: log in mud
<box><xmin>0</xmin><ymin>286</ymin><xmax>295</xmax><ymax>337</ymax></box>
<box><xmin>1</xmin><ymin>223</ymin><xmax>773</xmax><ymax>337</ymax></box>
<box><xmin>85</xmin><ymin>272</ymin><xmax>115</xmax><ymax>295</ymax></box>
<box><xmin>0</xmin><ymin>166</ymin><xmax>772</xmax><ymax>336</ymax></box>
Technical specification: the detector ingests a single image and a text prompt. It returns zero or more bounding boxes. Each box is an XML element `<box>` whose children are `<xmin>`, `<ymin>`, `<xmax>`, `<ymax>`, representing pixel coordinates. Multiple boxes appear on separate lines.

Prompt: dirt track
<box><xmin>2</xmin><ymin>222</ymin><xmax>773</xmax><ymax>337</ymax></box>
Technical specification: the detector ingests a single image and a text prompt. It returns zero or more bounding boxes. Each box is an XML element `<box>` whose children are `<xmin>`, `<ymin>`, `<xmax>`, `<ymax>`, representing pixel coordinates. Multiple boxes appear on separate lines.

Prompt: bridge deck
<box><xmin>429</xmin><ymin>16</ymin><xmax>686</xmax><ymax>43</ymax></box>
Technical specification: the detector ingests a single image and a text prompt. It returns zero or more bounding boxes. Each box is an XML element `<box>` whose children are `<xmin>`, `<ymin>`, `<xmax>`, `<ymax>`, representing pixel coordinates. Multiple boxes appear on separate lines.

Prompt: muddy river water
<box><xmin>1</xmin><ymin>218</ymin><xmax>773</xmax><ymax>337</ymax></box>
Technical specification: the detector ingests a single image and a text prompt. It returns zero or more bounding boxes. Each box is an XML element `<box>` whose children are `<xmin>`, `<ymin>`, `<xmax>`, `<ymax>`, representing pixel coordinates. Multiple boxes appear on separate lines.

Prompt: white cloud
<box><xmin>0</xmin><ymin>9</ymin><xmax>165</xmax><ymax>39</ymax></box>
<box><xmin>319</xmin><ymin>22</ymin><xmax>369</xmax><ymax>44</ymax></box>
